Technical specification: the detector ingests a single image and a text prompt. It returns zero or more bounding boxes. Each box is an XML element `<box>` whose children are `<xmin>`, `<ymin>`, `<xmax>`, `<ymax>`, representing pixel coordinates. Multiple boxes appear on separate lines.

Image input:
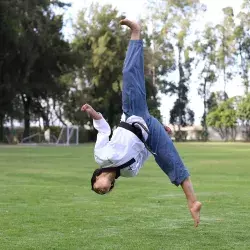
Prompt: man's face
<box><xmin>93</xmin><ymin>175</ymin><xmax>113</xmax><ymax>195</ymax></box>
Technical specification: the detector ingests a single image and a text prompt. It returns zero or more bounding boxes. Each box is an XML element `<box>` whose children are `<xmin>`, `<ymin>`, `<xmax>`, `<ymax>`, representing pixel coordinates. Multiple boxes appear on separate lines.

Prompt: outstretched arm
<box><xmin>81</xmin><ymin>104</ymin><xmax>111</xmax><ymax>150</ymax></box>
<box><xmin>81</xmin><ymin>104</ymin><xmax>102</xmax><ymax>120</ymax></box>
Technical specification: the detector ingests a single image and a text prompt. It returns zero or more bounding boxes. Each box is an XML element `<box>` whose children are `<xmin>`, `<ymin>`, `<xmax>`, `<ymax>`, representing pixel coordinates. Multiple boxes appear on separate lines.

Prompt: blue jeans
<box><xmin>122</xmin><ymin>40</ymin><xmax>190</xmax><ymax>186</ymax></box>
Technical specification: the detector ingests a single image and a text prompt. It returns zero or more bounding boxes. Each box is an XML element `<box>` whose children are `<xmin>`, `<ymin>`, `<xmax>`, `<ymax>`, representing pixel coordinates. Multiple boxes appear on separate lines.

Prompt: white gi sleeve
<box><xmin>141</xmin><ymin>148</ymin><xmax>151</xmax><ymax>162</ymax></box>
<box><xmin>93</xmin><ymin>115</ymin><xmax>111</xmax><ymax>150</ymax></box>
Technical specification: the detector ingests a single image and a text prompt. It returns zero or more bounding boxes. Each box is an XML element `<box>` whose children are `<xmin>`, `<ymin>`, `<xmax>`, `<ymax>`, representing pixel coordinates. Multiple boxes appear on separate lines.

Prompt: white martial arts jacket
<box><xmin>93</xmin><ymin>114</ymin><xmax>150</xmax><ymax>177</ymax></box>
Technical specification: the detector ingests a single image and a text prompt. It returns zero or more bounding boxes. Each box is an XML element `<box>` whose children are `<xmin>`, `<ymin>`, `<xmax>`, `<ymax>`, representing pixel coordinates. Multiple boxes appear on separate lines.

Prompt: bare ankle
<box><xmin>120</xmin><ymin>19</ymin><xmax>141</xmax><ymax>40</ymax></box>
<box><xmin>131</xmin><ymin>31</ymin><xmax>140</xmax><ymax>40</ymax></box>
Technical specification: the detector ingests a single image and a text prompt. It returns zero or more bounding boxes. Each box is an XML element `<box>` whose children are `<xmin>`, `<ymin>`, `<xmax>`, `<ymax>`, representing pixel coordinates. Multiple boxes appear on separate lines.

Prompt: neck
<box><xmin>102</xmin><ymin>170</ymin><xmax>116</xmax><ymax>181</ymax></box>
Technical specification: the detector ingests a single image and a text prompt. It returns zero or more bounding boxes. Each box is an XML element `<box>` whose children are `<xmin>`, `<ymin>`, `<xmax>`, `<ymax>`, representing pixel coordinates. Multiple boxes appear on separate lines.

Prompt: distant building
<box><xmin>167</xmin><ymin>125</ymin><xmax>246</xmax><ymax>141</ymax></box>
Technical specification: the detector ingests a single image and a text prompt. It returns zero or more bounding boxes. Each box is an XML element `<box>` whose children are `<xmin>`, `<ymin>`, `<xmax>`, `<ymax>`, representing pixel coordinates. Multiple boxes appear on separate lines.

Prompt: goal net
<box><xmin>19</xmin><ymin>126</ymin><xmax>79</xmax><ymax>146</ymax></box>
<box><xmin>56</xmin><ymin>126</ymin><xmax>79</xmax><ymax>145</ymax></box>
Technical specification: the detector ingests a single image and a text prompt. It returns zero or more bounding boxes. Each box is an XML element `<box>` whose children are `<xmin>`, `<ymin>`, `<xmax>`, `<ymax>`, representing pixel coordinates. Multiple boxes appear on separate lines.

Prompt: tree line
<box><xmin>1</xmin><ymin>0</ymin><xmax>250</xmax><ymax>143</ymax></box>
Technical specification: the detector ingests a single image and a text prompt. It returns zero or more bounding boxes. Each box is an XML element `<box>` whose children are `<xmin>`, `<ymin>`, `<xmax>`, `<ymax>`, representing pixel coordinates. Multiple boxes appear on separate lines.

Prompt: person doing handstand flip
<box><xmin>81</xmin><ymin>19</ymin><xmax>202</xmax><ymax>227</ymax></box>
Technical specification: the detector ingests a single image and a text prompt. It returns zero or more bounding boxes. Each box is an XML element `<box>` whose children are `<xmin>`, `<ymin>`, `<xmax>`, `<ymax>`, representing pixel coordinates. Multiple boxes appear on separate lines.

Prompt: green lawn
<box><xmin>0</xmin><ymin>143</ymin><xmax>250</xmax><ymax>250</ymax></box>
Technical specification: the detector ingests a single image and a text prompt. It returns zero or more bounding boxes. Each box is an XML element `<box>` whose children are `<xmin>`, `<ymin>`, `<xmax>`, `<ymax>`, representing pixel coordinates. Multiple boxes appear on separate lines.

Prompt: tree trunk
<box><xmin>43</xmin><ymin>100</ymin><xmax>50</xmax><ymax>129</ymax></box>
<box><xmin>203</xmin><ymin>79</ymin><xmax>208</xmax><ymax>141</ymax></box>
<box><xmin>41</xmin><ymin>111</ymin><xmax>49</xmax><ymax>130</ymax></box>
<box><xmin>0</xmin><ymin>114</ymin><xmax>4</xmax><ymax>143</ymax></box>
<box><xmin>225</xmin><ymin>128</ymin><xmax>229</xmax><ymax>142</ymax></box>
<box><xmin>232</xmin><ymin>127</ymin><xmax>236</xmax><ymax>141</ymax></box>
<box><xmin>223</xmin><ymin>66</ymin><xmax>227</xmax><ymax>100</ymax></box>
<box><xmin>22</xmin><ymin>95</ymin><xmax>31</xmax><ymax>141</ymax></box>
<box><xmin>245</xmin><ymin>122</ymin><xmax>250</xmax><ymax>142</ymax></box>
<box><xmin>10</xmin><ymin>117</ymin><xmax>14</xmax><ymax>143</ymax></box>
<box><xmin>239</xmin><ymin>42</ymin><xmax>249</xmax><ymax>95</ymax></box>
<box><xmin>178</xmin><ymin>47</ymin><xmax>182</xmax><ymax>133</ymax></box>
<box><xmin>177</xmin><ymin>99</ymin><xmax>181</xmax><ymax>133</ymax></box>
<box><xmin>217</xmin><ymin>127</ymin><xmax>225</xmax><ymax>141</ymax></box>
<box><xmin>222</xmin><ymin>31</ymin><xmax>227</xmax><ymax>100</ymax></box>
<box><xmin>10</xmin><ymin>117</ymin><xmax>14</xmax><ymax>131</ymax></box>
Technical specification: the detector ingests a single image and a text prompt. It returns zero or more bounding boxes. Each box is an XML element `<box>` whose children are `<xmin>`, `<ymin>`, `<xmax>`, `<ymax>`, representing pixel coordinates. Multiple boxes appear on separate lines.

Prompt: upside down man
<box><xmin>81</xmin><ymin>19</ymin><xmax>202</xmax><ymax>227</ymax></box>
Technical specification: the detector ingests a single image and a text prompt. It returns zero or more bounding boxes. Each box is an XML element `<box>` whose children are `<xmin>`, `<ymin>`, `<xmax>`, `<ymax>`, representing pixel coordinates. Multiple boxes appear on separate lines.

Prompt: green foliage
<box><xmin>237</xmin><ymin>94</ymin><xmax>250</xmax><ymax>140</ymax></box>
<box><xmin>207</xmin><ymin>97</ymin><xmax>238</xmax><ymax>141</ymax></box>
<box><xmin>207</xmin><ymin>91</ymin><xmax>229</xmax><ymax>113</ymax></box>
<box><xmin>234</xmin><ymin>1</ymin><xmax>250</xmax><ymax>94</ymax></box>
<box><xmin>194</xmin><ymin>24</ymin><xmax>218</xmax><ymax>139</ymax></box>
<box><xmin>237</xmin><ymin>94</ymin><xmax>250</xmax><ymax>121</ymax></box>
<box><xmin>68</xmin><ymin>4</ymin><xmax>128</xmax><ymax>127</ymax></box>
<box><xmin>3</xmin><ymin>0</ymin><xmax>250</xmax><ymax>143</ymax></box>
<box><xmin>0</xmin><ymin>0</ymin><xmax>76</xmax><ymax>140</ymax></box>
<box><xmin>68</xmin><ymin>3</ymin><xmax>161</xmax><ymax>127</ymax></box>
<box><xmin>215</xmin><ymin>7</ymin><xmax>236</xmax><ymax>95</ymax></box>
<box><xmin>149</xmin><ymin>0</ymin><xmax>205</xmax><ymax>129</ymax></box>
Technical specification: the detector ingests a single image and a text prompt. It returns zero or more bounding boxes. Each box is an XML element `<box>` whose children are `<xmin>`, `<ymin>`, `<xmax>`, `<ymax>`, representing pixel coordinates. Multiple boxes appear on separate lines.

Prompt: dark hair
<box><xmin>91</xmin><ymin>168</ymin><xmax>115</xmax><ymax>194</ymax></box>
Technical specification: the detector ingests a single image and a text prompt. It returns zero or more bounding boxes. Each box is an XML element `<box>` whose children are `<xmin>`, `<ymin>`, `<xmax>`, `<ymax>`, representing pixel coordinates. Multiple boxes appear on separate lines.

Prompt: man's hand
<box><xmin>81</xmin><ymin>104</ymin><xmax>102</xmax><ymax>120</ymax></box>
<box><xmin>81</xmin><ymin>104</ymin><xmax>93</xmax><ymax>113</ymax></box>
<box><xmin>164</xmin><ymin>125</ymin><xmax>172</xmax><ymax>135</ymax></box>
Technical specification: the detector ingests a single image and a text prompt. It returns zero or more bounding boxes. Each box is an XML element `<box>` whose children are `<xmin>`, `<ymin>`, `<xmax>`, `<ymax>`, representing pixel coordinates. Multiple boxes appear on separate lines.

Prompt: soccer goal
<box><xmin>56</xmin><ymin>126</ymin><xmax>79</xmax><ymax>145</ymax></box>
<box><xmin>19</xmin><ymin>126</ymin><xmax>79</xmax><ymax>146</ymax></box>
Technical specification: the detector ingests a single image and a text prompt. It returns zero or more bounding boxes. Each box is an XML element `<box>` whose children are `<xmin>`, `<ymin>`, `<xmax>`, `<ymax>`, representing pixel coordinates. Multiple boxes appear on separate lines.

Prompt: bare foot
<box><xmin>120</xmin><ymin>19</ymin><xmax>141</xmax><ymax>40</ymax></box>
<box><xmin>120</xmin><ymin>19</ymin><xmax>140</xmax><ymax>31</ymax></box>
<box><xmin>190</xmin><ymin>201</ymin><xmax>202</xmax><ymax>227</ymax></box>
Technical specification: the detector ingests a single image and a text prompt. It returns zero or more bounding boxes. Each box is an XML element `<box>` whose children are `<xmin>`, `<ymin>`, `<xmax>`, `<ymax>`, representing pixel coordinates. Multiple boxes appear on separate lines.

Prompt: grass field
<box><xmin>1</xmin><ymin>143</ymin><xmax>250</xmax><ymax>250</ymax></box>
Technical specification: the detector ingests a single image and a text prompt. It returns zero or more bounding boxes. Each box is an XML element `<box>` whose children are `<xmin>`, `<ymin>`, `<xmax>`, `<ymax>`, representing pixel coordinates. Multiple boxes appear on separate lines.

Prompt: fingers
<box><xmin>119</xmin><ymin>19</ymin><xmax>126</xmax><ymax>25</ymax></box>
<box><xmin>81</xmin><ymin>104</ymin><xmax>86</xmax><ymax>111</ymax></box>
<box><xmin>81</xmin><ymin>104</ymin><xmax>90</xmax><ymax>111</ymax></box>
<box><xmin>164</xmin><ymin>125</ymin><xmax>172</xmax><ymax>135</ymax></box>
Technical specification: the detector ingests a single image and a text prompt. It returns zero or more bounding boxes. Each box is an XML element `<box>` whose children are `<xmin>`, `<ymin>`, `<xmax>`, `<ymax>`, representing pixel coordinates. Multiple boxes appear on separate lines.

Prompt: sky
<box><xmin>61</xmin><ymin>0</ymin><xmax>244</xmax><ymax>125</ymax></box>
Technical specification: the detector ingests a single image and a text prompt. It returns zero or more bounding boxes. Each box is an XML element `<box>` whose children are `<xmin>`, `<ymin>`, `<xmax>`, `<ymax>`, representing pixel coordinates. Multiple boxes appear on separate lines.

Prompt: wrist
<box><xmin>92</xmin><ymin>111</ymin><xmax>102</xmax><ymax>120</ymax></box>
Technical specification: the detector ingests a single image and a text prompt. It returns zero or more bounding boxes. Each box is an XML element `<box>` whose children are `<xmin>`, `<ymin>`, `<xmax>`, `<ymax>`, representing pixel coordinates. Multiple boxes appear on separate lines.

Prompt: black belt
<box><xmin>118</xmin><ymin>121</ymin><xmax>156</xmax><ymax>156</ymax></box>
<box><xmin>105</xmin><ymin>121</ymin><xmax>155</xmax><ymax>179</ymax></box>
<box><xmin>119</xmin><ymin>121</ymin><xmax>144</xmax><ymax>141</ymax></box>
<box><xmin>104</xmin><ymin>158</ymin><xmax>135</xmax><ymax>180</ymax></box>
<box><xmin>117</xmin><ymin>158</ymin><xmax>136</xmax><ymax>169</ymax></box>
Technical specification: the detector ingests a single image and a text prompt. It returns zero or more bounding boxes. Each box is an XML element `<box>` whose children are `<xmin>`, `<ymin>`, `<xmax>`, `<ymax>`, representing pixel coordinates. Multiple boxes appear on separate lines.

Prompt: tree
<box><xmin>21</xmin><ymin>1</ymin><xmax>75</xmax><ymax>138</ymax></box>
<box><xmin>237</xmin><ymin>94</ymin><xmax>250</xmax><ymax>141</ymax></box>
<box><xmin>207</xmin><ymin>97</ymin><xmax>238</xmax><ymax>141</ymax></box>
<box><xmin>149</xmin><ymin>0</ymin><xmax>206</xmax><ymax>130</ymax></box>
<box><xmin>207</xmin><ymin>91</ymin><xmax>229</xmax><ymax>113</ymax></box>
<box><xmin>69</xmin><ymin>4</ymin><xmax>128</xmax><ymax>128</ymax></box>
<box><xmin>215</xmin><ymin>7</ymin><xmax>236</xmax><ymax>97</ymax></box>
<box><xmin>194</xmin><ymin>25</ymin><xmax>218</xmax><ymax>139</ymax></box>
<box><xmin>234</xmin><ymin>0</ymin><xmax>250</xmax><ymax>94</ymax></box>
<box><xmin>0</xmin><ymin>0</ymin><xmax>75</xmax><ymax>140</ymax></box>
<box><xmin>0</xmin><ymin>0</ymin><xmax>21</xmax><ymax>141</ymax></box>
<box><xmin>142</xmin><ymin>20</ymin><xmax>162</xmax><ymax>121</ymax></box>
<box><xmin>69</xmin><ymin>3</ymin><xmax>161</xmax><ymax>128</ymax></box>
